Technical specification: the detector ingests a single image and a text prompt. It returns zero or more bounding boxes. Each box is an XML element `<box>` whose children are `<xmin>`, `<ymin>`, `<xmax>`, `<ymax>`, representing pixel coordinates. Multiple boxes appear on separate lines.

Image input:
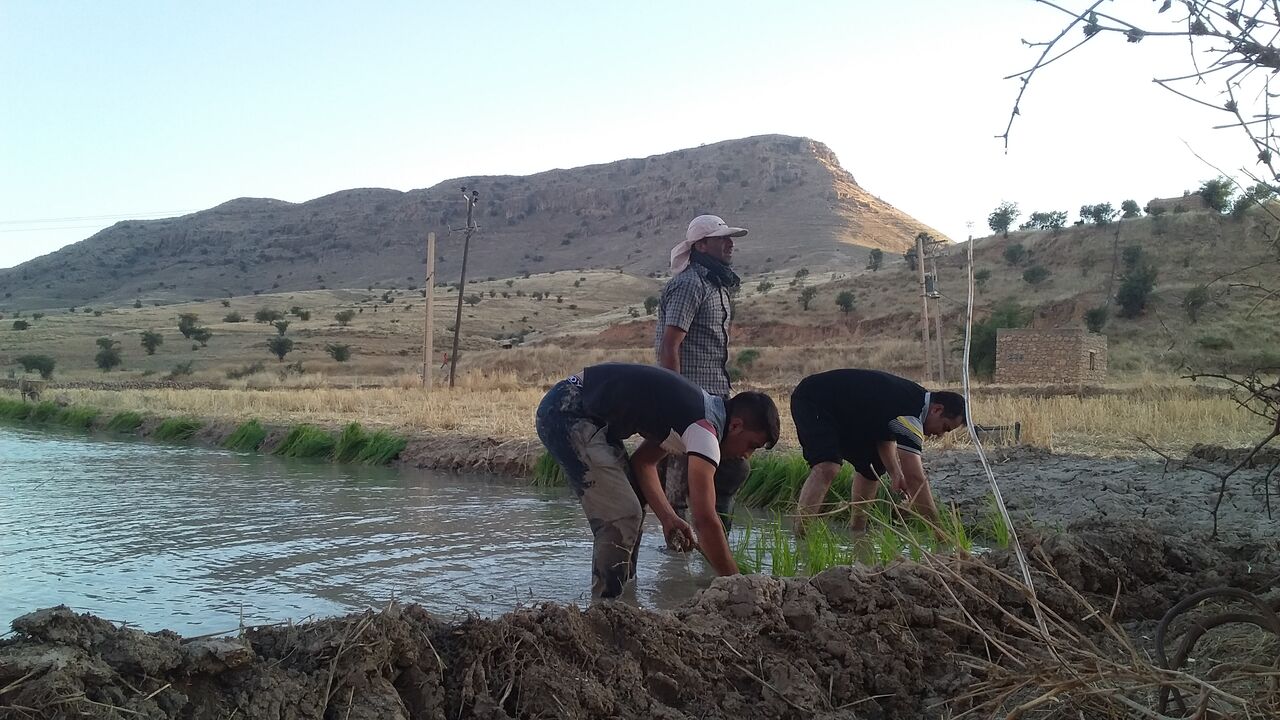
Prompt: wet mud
<box><xmin>3</xmin><ymin>521</ymin><xmax>1276</xmax><ymax>719</ymax></box>
<box><xmin>930</xmin><ymin>447</ymin><xmax>1280</xmax><ymax>543</ymax></box>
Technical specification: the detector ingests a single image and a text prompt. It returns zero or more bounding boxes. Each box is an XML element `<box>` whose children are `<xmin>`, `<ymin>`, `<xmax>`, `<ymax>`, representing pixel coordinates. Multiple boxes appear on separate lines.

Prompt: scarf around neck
<box><xmin>689</xmin><ymin>250</ymin><xmax>741</xmax><ymax>290</ymax></box>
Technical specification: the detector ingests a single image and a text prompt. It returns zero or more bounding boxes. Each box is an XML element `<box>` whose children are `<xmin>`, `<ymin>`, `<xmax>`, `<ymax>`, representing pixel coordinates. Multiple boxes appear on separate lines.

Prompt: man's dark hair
<box><xmin>726</xmin><ymin>391</ymin><xmax>781</xmax><ymax>448</ymax></box>
<box><xmin>932</xmin><ymin>390</ymin><xmax>967</xmax><ymax>423</ymax></box>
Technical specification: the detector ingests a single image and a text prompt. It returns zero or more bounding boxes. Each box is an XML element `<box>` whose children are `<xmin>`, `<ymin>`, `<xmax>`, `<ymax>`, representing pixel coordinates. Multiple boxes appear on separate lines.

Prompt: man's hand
<box><xmin>889</xmin><ymin>471</ymin><xmax>908</xmax><ymax>496</ymax></box>
<box><xmin>662</xmin><ymin>517</ymin><xmax>698</xmax><ymax>552</ymax></box>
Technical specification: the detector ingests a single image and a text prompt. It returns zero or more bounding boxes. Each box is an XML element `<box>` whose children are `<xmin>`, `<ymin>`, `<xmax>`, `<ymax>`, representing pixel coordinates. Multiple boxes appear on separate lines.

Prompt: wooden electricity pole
<box><xmin>916</xmin><ymin>233</ymin><xmax>933</xmax><ymax>383</ymax></box>
<box><xmin>422</xmin><ymin>231</ymin><xmax>435</xmax><ymax>390</ymax></box>
<box><xmin>448</xmin><ymin>189</ymin><xmax>479</xmax><ymax>388</ymax></box>
<box><xmin>930</xmin><ymin>255</ymin><xmax>946</xmax><ymax>384</ymax></box>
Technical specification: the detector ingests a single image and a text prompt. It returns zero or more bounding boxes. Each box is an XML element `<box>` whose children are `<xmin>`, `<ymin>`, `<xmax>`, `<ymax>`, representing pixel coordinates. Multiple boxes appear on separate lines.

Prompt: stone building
<box><xmin>1144</xmin><ymin>194</ymin><xmax>1208</xmax><ymax>214</ymax></box>
<box><xmin>994</xmin><ymin>329</ymin><xmax>1107</xmax><ymax>385</ymax></box>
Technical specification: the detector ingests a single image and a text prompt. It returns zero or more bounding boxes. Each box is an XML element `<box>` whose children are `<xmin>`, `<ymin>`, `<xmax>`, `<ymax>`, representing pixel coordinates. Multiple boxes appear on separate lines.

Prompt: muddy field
<box><xmin>2</xmin><ymin>521</ymin><xmax>1277</xmax><ymax>719</ymax></box>
<box><xmin>929</xmin><ymin>447</ymin><xmax>1279</xmax><ymax>543</ymax></box>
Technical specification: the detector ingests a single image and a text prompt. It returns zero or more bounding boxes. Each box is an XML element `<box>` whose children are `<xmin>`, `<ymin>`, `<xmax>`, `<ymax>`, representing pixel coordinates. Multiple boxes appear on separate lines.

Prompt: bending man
<box><xmin>536</xmin><ymin>362</ymin><xmax>779</xmax><ymax>599</ymax></box>
<box><xmin>792</xmin><ymin>369</ymin><xmax>966</xmax><ymax>532</ymax></box>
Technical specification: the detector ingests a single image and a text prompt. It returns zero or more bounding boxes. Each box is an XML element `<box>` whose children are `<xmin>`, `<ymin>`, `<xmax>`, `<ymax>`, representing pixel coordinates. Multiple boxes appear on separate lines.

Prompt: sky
<box><xmin>0</xmin><ymin>1</ymin><xmax>1259</xmax><ymax>269</ymax></box>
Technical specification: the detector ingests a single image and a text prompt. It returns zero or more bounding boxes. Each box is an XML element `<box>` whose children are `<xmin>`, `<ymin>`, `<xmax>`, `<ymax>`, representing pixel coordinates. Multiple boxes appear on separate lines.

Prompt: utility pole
<box><xmin>930</xmin><ymin>254</ymin><xmax>946</xmax><ymax>384</ymax></box>
<box><xmin>916</xmin><ymin>232</ymin><xmax>933</xmax><ymax>383</ymax></box>
<box><xmin>448</xmin><ymin>189</ymin><xmax>479</xmax><ymax>388</ymax></box>
<box><xmin>422</xmin><ymin>232</ymin><xmax>435</xmax><ymax>390</ymax></box>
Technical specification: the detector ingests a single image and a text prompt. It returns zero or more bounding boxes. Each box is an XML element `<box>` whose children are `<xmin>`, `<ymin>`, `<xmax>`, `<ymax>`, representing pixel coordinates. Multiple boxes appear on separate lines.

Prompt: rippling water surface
<box><xmin>0</xmin><ymin>426</ymin><xmax>718</xmax><ymax>631</ymax></box>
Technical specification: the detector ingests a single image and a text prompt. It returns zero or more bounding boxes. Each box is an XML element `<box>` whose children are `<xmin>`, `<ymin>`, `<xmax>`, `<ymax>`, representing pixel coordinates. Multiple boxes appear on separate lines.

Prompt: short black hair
<box><xmin>932</xmin><ymin>390</ymin><xmax>967</xmax><ymax>423</ymax></box>
<box><xmin>725</xmin><ymin>391</ymin><xmax>781</xmax><ymax>448</ymax></box>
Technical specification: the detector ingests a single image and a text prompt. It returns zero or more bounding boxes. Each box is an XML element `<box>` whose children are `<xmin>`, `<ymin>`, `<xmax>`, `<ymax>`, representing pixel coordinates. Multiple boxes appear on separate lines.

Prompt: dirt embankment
<box><xmin>2</xmin><ymin>521</ymin><xmax>1276</xmax><ymax>719</ymax></box>
<box><xmin>82</xmin><ymin>415</ymin><xmax>542</xmax><ymax>477</ymax></box>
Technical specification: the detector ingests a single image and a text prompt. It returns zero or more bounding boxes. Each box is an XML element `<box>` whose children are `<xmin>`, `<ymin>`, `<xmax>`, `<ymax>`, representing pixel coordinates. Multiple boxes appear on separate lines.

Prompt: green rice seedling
<box><xmin>28</xmin><ymin>401</ymin><xmax>64</xmax><ymax>424</ymax></box>
<box><xmin>981</xmin><ymin>494</ymin><xmax>1013</xmax><ymax>548</ymax></box>
<box><xmin>868</xmin><ymin>524</ymin><xmax>905</xmax><ymax>566</ymax></box>
<box><xmin>767</xmin><ymin>515</ymin><xmax>799</xmax><ymax>576</ymax></box>
<box><xmin>273</xmin><ymin>424</ymin><xmax>336</xmax><ymax>459</ymax></box>
<box><xmin>153</xmin><ymin>417</ymin><xmax>202</xmax><ymax>441</ymax></box>
<box><xmin>0</xmin><ymin>398</ymin><xmax>31</xmax><ymax>420</ymax></box>
<box><xmin>739</xmin><ymin>451</ymin><xmax>855</xmax><ymax>511</ymax></box>
<box><xmin>59</xmin><ymin>406</ymin><xmax>100</xmax><ymax>430</ymax></box>
<box><xmin>532</xmin><ymin>451</ymin><xmax>566</xmax><ymax>486</ymax></box>
<box><xmin>939</xmin><ymin>501</ymin><xmax>974</xmax><ymax>554</ymax></box>
<box><xmin>223</xmin><ymin>419</ymin><xmax>267</xmax><ymax>452</ymax></box>
<box><xmin>105</xmin><ymin>411</ymin><xmax>144</xmax><ymax>433</ymax></box>
<box><xmin>352</xmin><ymin>430</ymin><xmax>407</xmax><ymax>464</ymax></box>
<box><xmin>799</xmin><ymin>519</ymin><xmax>850</xmax><ymax>574</ymax></box>
<box><xmin>731</xmin><ymin>517</ymin><xmax>763</xmax><ymax>574</ymax></box>
<box><xmin>332</xmin><ymin>422</ymin><xmax>370</xmax><ymax>462</ymax></box>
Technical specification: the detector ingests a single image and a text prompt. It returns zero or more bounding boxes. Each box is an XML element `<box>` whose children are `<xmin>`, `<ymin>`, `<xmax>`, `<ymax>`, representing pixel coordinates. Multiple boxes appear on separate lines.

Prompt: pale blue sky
<box><xmin>0</xmin><ymin>1</ymin><xmax>1247</xmax><ymax>269</ymax></box>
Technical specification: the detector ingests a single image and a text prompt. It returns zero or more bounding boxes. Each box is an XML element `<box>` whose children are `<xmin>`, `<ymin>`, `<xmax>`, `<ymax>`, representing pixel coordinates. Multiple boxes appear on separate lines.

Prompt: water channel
<box><xmin>0</xmin><ymin>426</ymin><xmax>718</xmax><ymax>633</ymax></box>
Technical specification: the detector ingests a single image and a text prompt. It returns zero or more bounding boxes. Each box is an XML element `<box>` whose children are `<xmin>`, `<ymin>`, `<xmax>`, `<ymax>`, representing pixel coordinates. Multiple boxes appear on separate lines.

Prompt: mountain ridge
<box><xmin>0</xmin><ymin>134</ymin><xmax>944</xmax><ymax>309</ymax></box>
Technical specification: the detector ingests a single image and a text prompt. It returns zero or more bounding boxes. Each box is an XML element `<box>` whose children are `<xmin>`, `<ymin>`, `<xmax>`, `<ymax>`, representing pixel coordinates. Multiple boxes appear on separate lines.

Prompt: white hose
<box><xmin>962</xmin><ymin>236</ymin><xmax>1054</xmax><ymax>642</ymax></box>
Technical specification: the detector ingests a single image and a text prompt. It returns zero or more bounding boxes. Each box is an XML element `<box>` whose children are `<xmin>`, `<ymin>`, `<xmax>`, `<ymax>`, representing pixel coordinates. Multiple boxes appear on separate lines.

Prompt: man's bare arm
<box><xmin>877</xmin><ymin>439</ymin><xmax>905</xmax><ymax>488</ymax></box>
<box><xmin>687</xmin><ymin>455</ymin><xmax>738</xmax><ymax>575</ymax></box>
<box><xmin>658</xmin><ymin>326</ymin><xmax>687</xmax><ymax>374</ymax></box>
<box><xmin>896</xmin><ymin>450</ymin><xmax>941</xmax><ymax>529</ymax></box>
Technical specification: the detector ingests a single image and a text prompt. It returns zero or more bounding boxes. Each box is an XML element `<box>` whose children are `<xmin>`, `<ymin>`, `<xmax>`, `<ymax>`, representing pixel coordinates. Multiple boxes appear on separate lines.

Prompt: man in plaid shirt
<box><xmin>655</xmin><ymin>214</ymin><xmax>751</xmax><ymax>543</ymax></box>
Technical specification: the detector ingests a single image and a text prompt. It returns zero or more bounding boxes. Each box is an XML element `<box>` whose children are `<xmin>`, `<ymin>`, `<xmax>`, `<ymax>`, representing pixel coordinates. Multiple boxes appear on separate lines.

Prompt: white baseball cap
<box><xmin>670</xmin><ymin>214</ymin><xmax>748</xmax><ymax>273</ymax></box>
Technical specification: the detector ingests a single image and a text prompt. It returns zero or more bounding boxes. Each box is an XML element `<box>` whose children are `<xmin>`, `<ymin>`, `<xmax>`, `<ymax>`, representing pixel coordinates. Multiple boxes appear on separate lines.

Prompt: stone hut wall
<box><xmin>994</xmin><ymin>329</ymin><xmax>1107</xmax><ymax>384</ymax></box>
<box><xmin>1145</xmin><ymin>194</ymin><xmax>1209</xmax><ymax>214</ymax></box>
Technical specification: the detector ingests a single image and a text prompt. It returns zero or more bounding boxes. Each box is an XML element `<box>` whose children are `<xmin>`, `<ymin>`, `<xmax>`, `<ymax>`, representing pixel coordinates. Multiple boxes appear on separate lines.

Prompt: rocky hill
<box><xmin>0</xmin><ymin>135</ymin><xmax>942</xmax><ymax>309</ymax></box>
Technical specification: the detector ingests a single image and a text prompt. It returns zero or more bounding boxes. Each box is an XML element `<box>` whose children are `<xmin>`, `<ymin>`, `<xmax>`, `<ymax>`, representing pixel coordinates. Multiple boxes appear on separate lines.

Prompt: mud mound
<box><xmin>2</xmin><ymin>522</ymin><xmax>1276</xmax><ymax>719</ymax></box>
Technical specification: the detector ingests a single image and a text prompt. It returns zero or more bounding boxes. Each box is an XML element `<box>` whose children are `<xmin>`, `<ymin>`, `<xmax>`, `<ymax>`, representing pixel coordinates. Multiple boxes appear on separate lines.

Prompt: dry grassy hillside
<box><xmin>4</xmin><ymin>205</ymin><xmax>1275</xmax><ymax>386</ymax></box>
<box><xmin>0</xmin><ymin>135</ymin><xmax>941</xmax><ymax>310</ymax></box>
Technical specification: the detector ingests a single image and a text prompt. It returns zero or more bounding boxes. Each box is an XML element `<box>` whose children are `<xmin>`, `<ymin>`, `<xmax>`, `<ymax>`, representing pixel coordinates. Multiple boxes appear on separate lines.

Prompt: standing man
<box><xmin>656</xmin><ymin>214</ymin><xmax>751</xmax><ymax>539</ymax></box>
<box><xmin>535</xmin><ymin>363</ymin><xmax>779</xmax><ymax>599</ymax></box>
<box><xmin>791</xmin><ymin>369</ymin><xmax>967</xmax><ymax>533</ymax></box>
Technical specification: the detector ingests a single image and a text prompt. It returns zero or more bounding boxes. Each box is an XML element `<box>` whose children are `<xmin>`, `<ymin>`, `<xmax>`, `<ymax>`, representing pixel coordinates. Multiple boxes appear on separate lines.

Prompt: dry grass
<box><xmin>38</xmin><ymin>379</ymin><xmax>1272</xmax><ymax>457</ymax></box>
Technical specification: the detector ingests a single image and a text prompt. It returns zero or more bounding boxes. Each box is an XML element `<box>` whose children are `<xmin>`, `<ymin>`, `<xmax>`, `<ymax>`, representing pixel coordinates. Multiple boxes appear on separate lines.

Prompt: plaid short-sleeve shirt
<box><xmin>655</xmin><ymin>264</ymin><xmax>733</xmax><ymax>397</ymax></box>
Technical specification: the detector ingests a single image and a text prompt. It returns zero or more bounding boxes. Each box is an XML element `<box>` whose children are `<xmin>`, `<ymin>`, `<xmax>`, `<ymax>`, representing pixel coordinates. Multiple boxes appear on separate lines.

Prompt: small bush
<box><xmin>166</xmin><ymin>361</ymin><xmax>194</xmax><ymax>379</ymax></box>
<box><xmin>267</xmin><ymin>336</ymin><xmax>294</xmax><ymax>361</ymax></box>
<box><xmin>223</xmin><ymin>311</ymin><xmax>244</xmax><ymax>323</ymax></box>
<box><xmin>153</xmin><ymin>417</ymin><xmax>202</xmax><ymax>441</ymax></box>
<box><xmin>1196</xmin><ymin>335</ymin><xmax>1234</xmax><ymax>351</ymax></box>
<box><xmin>226</xmin><ymin>361</ymin><xmax>266</xmax><ymax>379</ymax></box>
<box><xmin>335</xmin><ymin>309</ymin><xmax>355</xmax><ymax>326</ymax></box>
<box><xmin>326</xmin><ymin>343</ymin><xmax>351</xmax><ymax>362</ymax></box>
<box><xmin>16</xmin><ymin>354</ymin><xmax>55</xmax><ymax>379</ymax></box>
<box><xmin>223</xmin><ymin>419</ymin><xmax>267</xmax><ymax>451</ymax></box>
<box><xmin>1002</xmin><ymin>243</ymin><xmax>1027</xmax><ymax>266</ymax></box>
<box><xmin>12</xmin><ymin>320</ymin><xmax>29</xmax><ymax>330</ymax></box>
<box><xmin>106</xmin><ymin>411</ymin><xmax>144</xmax><ymax>433</ymax></box>
<box><xmin>274</xmin><ymin>425</ymin><xmax>336</xmax><ymax>458</ymax></box>
<box><xmin>254</xmin><ymin>307</ymin><xmax>284</xmax><ymax>323</ymax></box>
<box><xmin>1022</xmin><ymin>265</ymin><xmax>1050</xmax><ymax>286</ymax></box>
<box><xmin>1084</xmin><ymin>306</ymin><xmax>1108</xmax><ymax>333</ymax></box>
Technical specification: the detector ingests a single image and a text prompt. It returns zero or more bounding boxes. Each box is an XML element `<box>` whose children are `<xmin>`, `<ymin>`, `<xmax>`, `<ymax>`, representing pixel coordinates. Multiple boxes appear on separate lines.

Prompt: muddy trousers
<box><xmin>536</xmin><ymin>380</ymin><xmax>646</xmax><ymax>599</ymax></box>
